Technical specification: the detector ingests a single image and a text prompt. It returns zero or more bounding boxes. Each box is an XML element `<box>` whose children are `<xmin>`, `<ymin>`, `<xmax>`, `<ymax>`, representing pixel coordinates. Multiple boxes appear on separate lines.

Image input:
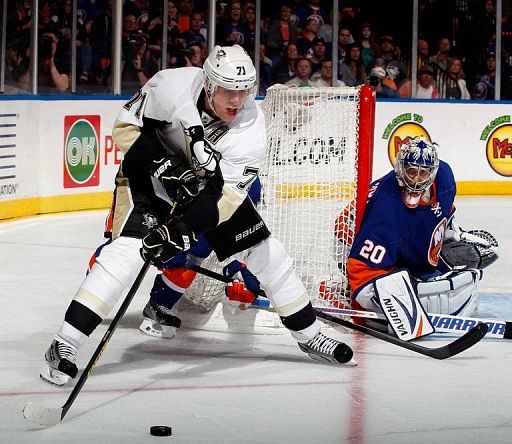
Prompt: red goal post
<box><xmin>182</xmin><ymin>85</ymin><xmax>375</xmax><ymax>317</ymax></box>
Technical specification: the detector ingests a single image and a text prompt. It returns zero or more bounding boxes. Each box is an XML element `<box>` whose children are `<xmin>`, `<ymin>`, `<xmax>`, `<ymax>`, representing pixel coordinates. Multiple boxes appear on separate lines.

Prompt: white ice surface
<box><xmin>0</xmin><ymin>196</ymin><xmax>511</xmax><ymax>444</ymax></box>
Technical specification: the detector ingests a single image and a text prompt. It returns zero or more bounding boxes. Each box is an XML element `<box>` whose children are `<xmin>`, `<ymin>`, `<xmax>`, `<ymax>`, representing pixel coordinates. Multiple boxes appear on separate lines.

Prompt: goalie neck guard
<box><xmin>395</xmin><ymin>137</ymin><xmax>440</xmax><ymax>208</ymax></box>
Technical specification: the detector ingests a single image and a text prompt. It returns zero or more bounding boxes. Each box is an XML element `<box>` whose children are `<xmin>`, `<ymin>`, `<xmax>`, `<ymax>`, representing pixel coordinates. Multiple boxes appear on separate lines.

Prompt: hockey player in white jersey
<box><xmin>41</xmin><ymin>45</ymin><xmax>354</xmax><ymax>386</ymax></box>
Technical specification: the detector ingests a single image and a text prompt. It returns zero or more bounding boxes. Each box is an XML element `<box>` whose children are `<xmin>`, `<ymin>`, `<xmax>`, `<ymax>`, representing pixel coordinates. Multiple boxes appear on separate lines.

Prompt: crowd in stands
<box><xmin>3</xmin><ymin>0</ymin><xmax>512</xmax><ymax>99</ymax></box>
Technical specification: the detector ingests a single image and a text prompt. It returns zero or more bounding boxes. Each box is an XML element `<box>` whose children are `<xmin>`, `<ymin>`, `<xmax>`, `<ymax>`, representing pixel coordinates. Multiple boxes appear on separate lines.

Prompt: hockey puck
<box><xmin>150</xmin><ymin>425</ymin><xmax>173</xmax><ymax>436</ymax></box>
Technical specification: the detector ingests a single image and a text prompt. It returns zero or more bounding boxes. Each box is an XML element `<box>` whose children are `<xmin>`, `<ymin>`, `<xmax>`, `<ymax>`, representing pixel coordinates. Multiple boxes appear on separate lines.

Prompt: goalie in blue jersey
<box><xmin>347</xmin><ymin>137</ymin><xmax>499</xmax><ymax>339</ymax></box>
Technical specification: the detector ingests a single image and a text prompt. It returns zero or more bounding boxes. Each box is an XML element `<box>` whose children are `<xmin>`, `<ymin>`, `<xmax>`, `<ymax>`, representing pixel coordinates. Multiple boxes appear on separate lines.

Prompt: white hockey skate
<box><xmin>299</xmin><ymin>332</ymin><xmax>357</xmax><ymax>365</ymax></box>
<box><xmin>139</xmin><ymin>300</ymin><xmax>182</xmax><ymax>339</ymax></box>
<box><xmin>40</xmin><ymin>338</ymin><xmax>78</xmax><ymax>386</ymax></box>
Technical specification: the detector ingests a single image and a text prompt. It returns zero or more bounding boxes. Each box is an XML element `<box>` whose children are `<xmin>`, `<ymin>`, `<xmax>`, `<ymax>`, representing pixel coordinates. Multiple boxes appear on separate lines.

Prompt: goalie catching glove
<box><xmin>141</xmin><ymin>219</ymin><xmax>198</xmax><ymax>263</ymax></box>
<box><xmin>441</xmin><ymin>226</ymin><xmax>499</xmax><ymax>271</ymax></box>
<box><xmin>151</xmin><ymin>154</ymin><xmax>200</xmax><ymax>206</ymax></box>
<box><xmin>223</xmin><ymin>261</ymin><xmax>261</xmax><ymax>304</ymax></box>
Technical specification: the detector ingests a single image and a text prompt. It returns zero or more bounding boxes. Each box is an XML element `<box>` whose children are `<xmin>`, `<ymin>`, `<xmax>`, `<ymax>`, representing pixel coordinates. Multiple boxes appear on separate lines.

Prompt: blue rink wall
<box><xmin>0</xmin><ymin>95</ymin><xmax>511</xmax><ymax>220</ymax></box>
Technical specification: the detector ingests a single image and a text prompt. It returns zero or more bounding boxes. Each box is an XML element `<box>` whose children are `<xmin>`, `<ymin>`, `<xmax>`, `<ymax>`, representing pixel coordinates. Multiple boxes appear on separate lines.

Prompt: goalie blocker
<box><xmin>353</xmin><ymin>269</ymin><xmax>481</xmax><ymax>339</ymax></box>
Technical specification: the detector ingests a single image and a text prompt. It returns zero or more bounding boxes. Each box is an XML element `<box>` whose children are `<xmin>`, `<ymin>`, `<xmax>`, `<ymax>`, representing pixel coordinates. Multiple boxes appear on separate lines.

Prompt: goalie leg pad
<box><xmin>417</xmin><ymin>270</ymin><xmax>480</xmax><ymax>317</ymax></box>
<box><xmin>373</xmin><ymin>270</ymin><xmax>435</xmax><ymax>340</ymax></box>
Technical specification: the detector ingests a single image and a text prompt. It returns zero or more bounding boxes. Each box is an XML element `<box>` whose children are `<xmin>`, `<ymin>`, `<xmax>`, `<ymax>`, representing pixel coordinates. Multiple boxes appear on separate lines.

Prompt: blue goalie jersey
<box><xmin>347</xmin><ymin>160</ymin><xmax>456</xmax><ymax>293</ymax></box>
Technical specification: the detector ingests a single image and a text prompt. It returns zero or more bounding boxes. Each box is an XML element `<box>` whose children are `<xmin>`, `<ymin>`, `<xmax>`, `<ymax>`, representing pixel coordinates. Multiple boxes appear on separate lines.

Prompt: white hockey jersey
<box><xmin>116</xmin><ymin>67</ymin><xmax>266</xmax><ymax>230</ymax></box>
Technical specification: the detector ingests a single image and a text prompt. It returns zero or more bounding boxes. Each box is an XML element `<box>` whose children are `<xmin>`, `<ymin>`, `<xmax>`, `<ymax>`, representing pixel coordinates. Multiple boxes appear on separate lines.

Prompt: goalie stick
<box><xmin>23</xmin><ymin>255</ymin><xmax>154</xmax><ymax>426</ymax></box>
<box><xmin>188</xmin><ymin>264</ymin><xmax>488</xmax><ymax>359</ymax></box>
<box><xmin>318</xmin><ymin>306</ymin><xmax>512</xmax><ymax>340</ymax></box>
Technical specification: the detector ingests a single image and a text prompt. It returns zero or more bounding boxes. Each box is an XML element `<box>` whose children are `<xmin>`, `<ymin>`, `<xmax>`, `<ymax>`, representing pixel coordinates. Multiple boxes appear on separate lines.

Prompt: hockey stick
<box><xmin>314</xmin><ymin>310</ymin><xmax>488</xmax><ymax>359</ymax></box>
<box><xmin>187</xmin><ymin>264</ymin><xmax>267</xmax><ymax>297</ymax></box>
<box><xmin>189</xmin><ymin>264</ymin><xmax>488</xmax><ymax>359</ymax></box>
<box><xmin>23</xmin><ymin>194</ymin><xmax>187</xmax><ymax>426</ymax></box>
<box><xmin>317</xmin><ymin>306</ymin><xmax>512</xmax><ymax>340</ymax></box>
<box><xmin>23</xmin><ymin>255</ymin><xmax>154</xmax><ymax>426</ymax></box>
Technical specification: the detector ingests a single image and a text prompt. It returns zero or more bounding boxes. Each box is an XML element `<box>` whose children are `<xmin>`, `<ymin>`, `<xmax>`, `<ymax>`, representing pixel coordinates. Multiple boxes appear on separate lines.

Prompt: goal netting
<box><xmin>180</xmin><ymin>85</ymin><xmax>375</xmax><ymax>322</ymax></box>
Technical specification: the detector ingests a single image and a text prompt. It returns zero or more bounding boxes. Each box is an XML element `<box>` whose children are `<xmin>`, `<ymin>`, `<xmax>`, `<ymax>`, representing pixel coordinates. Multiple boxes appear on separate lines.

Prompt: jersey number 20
<box><xmin>359</xmin><ymin>239</ymin><xmax>386</xmax><ymax>264</ymax></box>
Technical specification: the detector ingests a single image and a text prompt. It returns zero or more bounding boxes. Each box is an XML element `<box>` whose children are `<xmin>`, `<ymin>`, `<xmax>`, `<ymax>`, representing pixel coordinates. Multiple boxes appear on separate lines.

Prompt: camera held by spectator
<box><xmin>123</xmin><ymin>30</ymin><xmax>148</xmax><ymax>62</ymax></box>
<box><xmin>368</xmin><ymin>66</ymin><xmax>385</xmax><ymax>87</ymax></box>
<box><xmin>39</xmin><ymin>35</ymin><xmax>54</xmax><ymax>59</ymax></box>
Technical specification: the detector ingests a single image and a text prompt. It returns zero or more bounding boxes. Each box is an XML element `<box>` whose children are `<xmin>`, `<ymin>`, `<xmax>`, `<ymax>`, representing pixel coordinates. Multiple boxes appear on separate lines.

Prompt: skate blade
<box><xmin>39</xmin><ymin>364</ymin><xmax>70</xmax><ymax>386</ymax></box>
<box><xmin>139</xmin><ymin>318</ymin><xmax>177</xmax><ymax>339</ymax></box>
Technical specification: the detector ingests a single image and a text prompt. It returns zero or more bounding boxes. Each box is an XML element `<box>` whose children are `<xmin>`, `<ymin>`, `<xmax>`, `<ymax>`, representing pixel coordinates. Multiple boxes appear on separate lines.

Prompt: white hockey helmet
<box><xmin>203</xmin><ymin>44</ymin><xmax>256</xmax><ymax>99</ymax></box>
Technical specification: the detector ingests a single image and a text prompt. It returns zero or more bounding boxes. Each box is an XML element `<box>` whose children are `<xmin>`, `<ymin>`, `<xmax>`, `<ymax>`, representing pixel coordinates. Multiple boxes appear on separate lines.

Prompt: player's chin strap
<box><xmin>373</xmin><ymin>270</ymin><xmax>435</xmax><ymax>341</ymax></box>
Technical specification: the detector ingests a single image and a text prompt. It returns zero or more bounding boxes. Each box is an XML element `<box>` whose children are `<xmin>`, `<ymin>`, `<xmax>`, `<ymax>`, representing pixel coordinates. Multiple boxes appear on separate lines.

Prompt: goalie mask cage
<box><xmin>182</xmin><ymin>85</ymin><xmax>375</xmax><ymax>320</ymax></box>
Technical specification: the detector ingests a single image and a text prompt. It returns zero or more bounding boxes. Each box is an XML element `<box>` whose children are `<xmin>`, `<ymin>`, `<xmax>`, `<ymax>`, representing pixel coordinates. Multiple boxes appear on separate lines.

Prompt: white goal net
<box><xmin>182</xmin><ymin>85</ymin><xmax>375</xmax><ymax>320</ymax></box>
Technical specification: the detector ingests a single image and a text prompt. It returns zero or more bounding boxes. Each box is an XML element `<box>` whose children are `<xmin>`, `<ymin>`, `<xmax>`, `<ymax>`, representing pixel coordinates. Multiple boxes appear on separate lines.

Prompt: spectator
<box><xmin>473</xmin><ymin>52</ymin><xmax>496</xmax><ymax>100</ymax></box>
<box><xmin>122</xmin><ymin>14</ymin><xmax>140</xmax><ymax>41</ymax></box>
<box><xmin>304</xmin><ymin>0</ymin><xmax>327</xmax><ymax>26</ymax></box>
<box><xmin>378</xmin><ymin>34</ymin><xmax>397</xmax><ymax>64</ymax></box>
<box><xmin>38</xmin><ymin>31</ymin><xmax>70</xmax><ymax>93</ymax></box>
<box><xmin>218</xmin><ymin>1</ymin><xmax>248</xmax><ymax>47</ymax></box>
<box><xmin>272</xmin><ymin>42</ymin><xmax>299</xmax><ymax>84</ymax></box>
<box><xmin>379</xmin><ymin>61</ymin><xmax>404</xmax><ymax>98</ymax></box>
<box><xmin>243</xmin><ymin>3</ymin><xmax>257</xmax><ymax>49</ymax></box>
<box><xmin>417</xmin><ymin>38</ymin><xmax>430</xmax><ymax>69</ymax></box>
<box><xmin>400</xmin><ymin>64</ymin><xmax>440</xmax><ymax>99</ymax></box>
<box><xmin>4</xmin><ymin>39</ymin><xmax>30</xmax><ymax>93</ymax></box>
<box><xmin>38</xmin><ymin>2</ymin><xmax>57</xmax><ymax>34</ymax></box>
<box><xmin>415</xmin><ymin>64</ymin><xmax>440</xmax><ymax>98</ymax></box>
<box><xmin>76</xmin><ymin>0</ymin><xmax>99</xmax><ymax>84</ymax></box>
<box><xmin>337</xmin><ymin>26</ymin><xmax>353</xmax><ymax>64</ymax></box>
<box><xmin>429</xmin><ymin>37</ymin><xmax>451</xmax><ymax>71</ymax></box>
<box><xmin>367</xmin><ymin>65</ymin><xmax>389</xmax><ymax>97</ymax></box>
<box><xmin>285</xmin><ymin>57</ymin><xmax>313</xmax><ymax>87</ymax></box>
<box><xmin>123</xmin><ymin>0</ymin><xmax>151</xmax><ymax>32</ymax></box>
<box><xmin>444</xmin><ymin>57</ymin><xmax>471</xmax><ymax>99</ymax></box>
<box><xmin>474</xmin><ymin>0</ymin><xmax>497</xmax><ymax>57</ymax></box>
<box><xmin>166</xmin><ymin>1</ymin><xmax>180</xmax><ymax>41</ymax></box>
<box><xmin>53</xmin><ymin>0</ymin><xmax>73</xmax><ymax>42</ymax></box>
<box><xmin>89</xmin><ymin>0</ymin><xmax>113</xmax><ymax>87</ymax></box>
<box><xmin>338</xmin><ymin>43</ymin><xmax>366</xmax><ymax>86</ymax></box>
<box><xmin>257</xmin><ymin>42</ymin><xmax>273</xmax><ymax>95</ymax></box>
<box><xmin>181</xmin><ymin>11</ymin><xmax>206</xmax><ymax>50</ymax></box>
<box><xmin>186</xmin><ymin>42</ymin><xmax>204</xmax><ymax>68</ymax></box>
<box><xmin>310</xmin><ymin>59</ymin><xmax>346</xmax><ymax>87</ymax></box>
<box><xmin>296</xmin><ymin>17</ymin><xmax>321</xmax><ymax>56</ymax></box>
<box><xmin>287</xmin><ymin>0</ymin><xmax>309</xmax><ymax>30</ymax></box>
<box><xmin>10</xmin><ymin>0</ymin><xmax>32</xmax><ymax>46</ymax></box>
<box><xmin>340</xmin><ymin>4</ymin><xmax>360</xmax><ymax>31</ymax></box>
<box><xmin>359</xmin><ymin>22</ymin><xmax>379</xmax><ymax>71</ymax></box>
<box><xmin>266</xmin><ymin>4</ymin><xmax>299</xmax><ymax>60</ymax></box>
<box><xmin>167</xmin><ymin>36</ymin><xmax>192</xmax><ymax>68</ymax></box>
<box><xmin>176</xmin><ymin>0</ymin><xmax>193</xmax><ymax>33</ymax></box>
<box><xmin>317</xmin><ymin>10</ymin><xmax>340</xmax><ymax>44</ymax></box>
<box><xmin>307</xmin><ymin>36</ymin><xmax>327</xmax><ymax>76</ymax></box>
<box><xmin>121</xmin><ymin>32</ymin><xmax>157</xmax><ymax>94</ymax></box>
<box><xmin>473</xmin><ymin>81</ymin><xmax>489</xmax><ymax>100</ymax></box>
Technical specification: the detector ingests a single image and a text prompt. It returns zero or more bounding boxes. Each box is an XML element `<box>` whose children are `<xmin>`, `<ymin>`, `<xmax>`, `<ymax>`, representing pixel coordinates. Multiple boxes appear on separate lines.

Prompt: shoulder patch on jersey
<box><xmin>428</xmin><ymin>217</ymin><xmax>447</xmax><ymax>266</ymax></box>
<box><xmin>206</xmin><ymin>124</ymin><xmax>230</xmax><ymax>146</ymax></box>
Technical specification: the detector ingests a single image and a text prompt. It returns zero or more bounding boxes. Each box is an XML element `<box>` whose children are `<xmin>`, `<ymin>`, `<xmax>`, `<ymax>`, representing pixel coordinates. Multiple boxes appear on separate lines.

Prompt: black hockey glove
<box><xmin>151</xmin><ymin>155</ymin><xmax>200</xmax><ymax>206</ymax></box>
<box><xmin>440</xmin><ymin>231</ymin><xmax>499</xmax><ymax>270</ymax></box>
<box><xmin>141</xmin><ymin>219</ymin><xmax>198</xmax><ymax>264</ymax></box>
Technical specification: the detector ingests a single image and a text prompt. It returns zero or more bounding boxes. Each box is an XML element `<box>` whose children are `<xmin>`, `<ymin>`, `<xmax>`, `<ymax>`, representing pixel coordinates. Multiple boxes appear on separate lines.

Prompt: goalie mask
<box><xmin>395</xmin><ymin>137</ymin><xmax>440</xmax><ymax>208</ymax></box>
<box><xmin>203</xmin><ymin>45</ymin><xmax>256</xmax><ymax>120</ymax></box>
